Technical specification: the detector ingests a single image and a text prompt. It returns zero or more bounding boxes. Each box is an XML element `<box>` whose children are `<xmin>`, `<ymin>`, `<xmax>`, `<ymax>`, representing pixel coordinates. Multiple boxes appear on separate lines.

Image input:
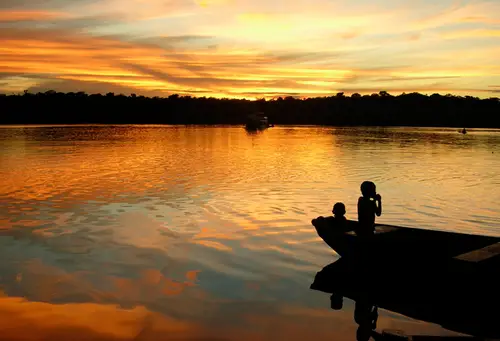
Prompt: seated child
<box><xmin>332</xmin><ymin>202</ymin><xmax>346</xmax><ymax>222</ymax></box>
<box><xmin>311</xmin><ymin>202</ymin><xmax>349</xmax><ymax>232</ymax></box>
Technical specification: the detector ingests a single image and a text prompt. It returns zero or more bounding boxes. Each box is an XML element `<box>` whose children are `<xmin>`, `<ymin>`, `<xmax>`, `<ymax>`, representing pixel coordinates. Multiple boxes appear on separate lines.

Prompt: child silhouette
<box><xmin>357</xmin><ymin>181</ymin><xmax>382</xmax><ymax>236</ymax></box>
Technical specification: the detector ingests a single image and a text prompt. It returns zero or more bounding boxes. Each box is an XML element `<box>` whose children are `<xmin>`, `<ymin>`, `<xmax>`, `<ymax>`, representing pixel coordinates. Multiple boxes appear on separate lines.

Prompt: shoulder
<box><xmin>358</xmin><ymin>197</ymin><xmax>367</xmax><ymax>205</ymax></box>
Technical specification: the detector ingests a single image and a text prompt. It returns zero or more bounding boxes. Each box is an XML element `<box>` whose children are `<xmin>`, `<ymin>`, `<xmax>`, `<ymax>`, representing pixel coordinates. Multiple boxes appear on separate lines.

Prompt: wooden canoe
<box><xmin>312</xmin><ymin>217</ymin><xmax>500</xmax><ymax>263</ymax></box>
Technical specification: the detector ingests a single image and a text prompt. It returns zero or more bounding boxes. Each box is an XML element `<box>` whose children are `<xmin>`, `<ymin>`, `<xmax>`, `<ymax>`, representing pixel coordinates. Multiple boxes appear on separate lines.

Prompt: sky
<box><xmin>0</xmin><ymin>0</ymin><xmax>499</xmax><ymax>99</ymax></box>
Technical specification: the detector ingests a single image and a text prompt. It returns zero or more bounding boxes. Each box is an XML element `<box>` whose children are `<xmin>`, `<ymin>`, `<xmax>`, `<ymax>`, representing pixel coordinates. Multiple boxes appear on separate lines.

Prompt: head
<box><xmin>332</xmin><ymin>202</ymin><xmax>346</xmax><ymax>217</ymax></box>
<box><xmin>360</xmin><ymin>181</ymin><xmax>376</xmax><ymax>198</ymax></box>
<box><xmin>330</xmin><ymin>293</ymin><xmax>343</xmax><ymax>310</ymax></box>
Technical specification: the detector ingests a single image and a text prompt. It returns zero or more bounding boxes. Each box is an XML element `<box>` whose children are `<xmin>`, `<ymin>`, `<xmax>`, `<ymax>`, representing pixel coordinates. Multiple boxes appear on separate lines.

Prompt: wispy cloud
<box><xmin>439</xmin><ymin>28</ymin><xmax>500</xmax><ymax>39</ymax></box>
<box><xmin>0</xmin><ymin>10</ymin><xmax>68</xmax><ymax>21</ymax></box>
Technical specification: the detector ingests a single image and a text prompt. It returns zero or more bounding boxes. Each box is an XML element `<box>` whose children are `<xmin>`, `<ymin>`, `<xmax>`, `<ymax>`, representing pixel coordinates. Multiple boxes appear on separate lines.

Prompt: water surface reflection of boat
<box><xmin>310</xmin><ymin>257</ymin><xmax>500</xmax><ymax>340</ymax></box>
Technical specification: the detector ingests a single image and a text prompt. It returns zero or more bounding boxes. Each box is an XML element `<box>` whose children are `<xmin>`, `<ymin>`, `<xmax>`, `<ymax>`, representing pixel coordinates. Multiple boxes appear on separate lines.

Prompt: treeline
<box><xmin>1</xmin><ymin>90</ymin><xmax>499</xmax><ymax>127</ymax></box>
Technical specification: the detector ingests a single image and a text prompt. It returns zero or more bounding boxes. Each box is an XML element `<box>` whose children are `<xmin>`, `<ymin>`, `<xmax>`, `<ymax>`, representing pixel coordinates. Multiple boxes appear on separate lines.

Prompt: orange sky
<box><xmin>0</xmin><ymin>0</ymin><xmax>499</xmax><ymax>98</ymax></box>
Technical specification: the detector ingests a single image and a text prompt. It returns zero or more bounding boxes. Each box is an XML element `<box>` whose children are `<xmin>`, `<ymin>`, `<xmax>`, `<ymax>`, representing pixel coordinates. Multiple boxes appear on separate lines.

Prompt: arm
<box><xmin>357</xmin><ymin>198</ymin><xmax>362</xmax><ymax>222</ymax></box>
<box><xmin>375</xmin><ymin>195</ymin><xmax>382</xmax><ymax>216</ymax></box>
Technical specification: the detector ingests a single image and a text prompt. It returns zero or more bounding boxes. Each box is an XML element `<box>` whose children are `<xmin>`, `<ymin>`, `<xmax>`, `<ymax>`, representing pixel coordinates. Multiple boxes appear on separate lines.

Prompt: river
<box><xmin>0</xmin><ymin>125</ymin><xmax>499</xmax><ymax>340</ymax></box>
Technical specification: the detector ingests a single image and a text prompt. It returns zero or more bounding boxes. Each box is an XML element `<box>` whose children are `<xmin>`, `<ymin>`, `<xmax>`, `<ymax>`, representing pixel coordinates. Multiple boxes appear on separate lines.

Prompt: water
<box><xmin>0</xmin><ymin>125</ymin><xmax>499</xmax><ymax>340</ymax></box>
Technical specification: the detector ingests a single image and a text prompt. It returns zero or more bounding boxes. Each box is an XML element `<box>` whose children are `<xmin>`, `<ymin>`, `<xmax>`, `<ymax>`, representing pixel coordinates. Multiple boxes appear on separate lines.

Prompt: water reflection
<box><xmin>310</xmin><ymin>258</ymin><xmax>500</xmax><ymax>340</ymax></box>
<box><xmin>0</xmin><ymin>126</ymin><xmax>500</xmax><ymax>340</ymax></box>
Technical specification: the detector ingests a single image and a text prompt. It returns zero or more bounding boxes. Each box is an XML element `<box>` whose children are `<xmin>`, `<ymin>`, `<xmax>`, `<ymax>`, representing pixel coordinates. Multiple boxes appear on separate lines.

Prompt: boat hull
<box><xmin>312</xmin><ymin>217</ymin><xmax>500</xmax><ymax>262</ymax></box>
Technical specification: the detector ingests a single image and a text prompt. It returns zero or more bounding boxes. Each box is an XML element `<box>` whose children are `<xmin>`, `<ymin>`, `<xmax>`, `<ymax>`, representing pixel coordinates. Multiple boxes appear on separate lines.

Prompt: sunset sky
<box><xmin>0</xmin><ymin>0</ymin><xmax>499</xmax><ymax>99</ymax></box>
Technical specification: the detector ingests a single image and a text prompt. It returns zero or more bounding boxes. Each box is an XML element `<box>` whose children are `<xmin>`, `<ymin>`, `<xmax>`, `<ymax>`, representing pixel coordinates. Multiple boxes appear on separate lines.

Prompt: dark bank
<box><xmin>1</xmin><ymin>91</ymin><xmax>499</xmax><ymax>127</ymax></box>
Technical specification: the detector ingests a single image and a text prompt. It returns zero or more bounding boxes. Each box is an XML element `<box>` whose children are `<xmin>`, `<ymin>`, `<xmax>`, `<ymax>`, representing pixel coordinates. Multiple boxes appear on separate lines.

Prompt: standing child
<box><xmin>357</xmin><ymin>181</ymin><xmax>382</xmax><ymax>236</ymax></box>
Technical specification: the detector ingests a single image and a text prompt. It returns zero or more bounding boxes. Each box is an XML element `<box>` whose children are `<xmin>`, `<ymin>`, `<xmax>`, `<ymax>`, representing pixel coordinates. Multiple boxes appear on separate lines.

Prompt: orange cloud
<box><xmin>1</xmin><ymin>0</ymin><xmax>499</xmax><ymax>99</ymax></box>
<box><xmin>0</xmin><ymin>27</ymin><xmax>361</xmax><ymax>98</ymax></box>
<box><xmin>0</xmin><ymin>10</ymin><xmax>68</xmax><ymax>21</ymax></box>
<box><xmin>460</xmin><ymin>16</ymin><xmax>500</xmax><ymax>25</ymax></box>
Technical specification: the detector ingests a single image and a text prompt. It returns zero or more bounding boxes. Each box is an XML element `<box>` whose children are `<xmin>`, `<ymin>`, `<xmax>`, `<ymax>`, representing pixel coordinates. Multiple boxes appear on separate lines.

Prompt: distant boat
<box><xmin>245</xmin><ymin>112</ymin><xmax>272</xmax><ymax>130</ymax></box>
<box><xmin>311</xmin><ymin>217</ymin><xmax>500</xmax><ymax>264</ymax></box>
<box><xmin>460</xmin><ymin>128</ymin><xmax>467</xmax><ymax>134</ymax></box>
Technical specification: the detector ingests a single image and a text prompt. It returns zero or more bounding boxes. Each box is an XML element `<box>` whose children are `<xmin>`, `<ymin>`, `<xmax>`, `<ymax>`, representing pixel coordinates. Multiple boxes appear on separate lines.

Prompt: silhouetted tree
<box><xmin>0</xmin><ymin>91</ymin><xmax>498</xmax><ymax>127</ymax></box>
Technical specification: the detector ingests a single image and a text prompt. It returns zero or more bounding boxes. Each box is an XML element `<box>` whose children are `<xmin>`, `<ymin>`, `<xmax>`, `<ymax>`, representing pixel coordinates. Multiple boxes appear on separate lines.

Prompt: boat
<box><xmin>311</xmin><ymin>217</ymin><xmax>500</xmax><ymax>264</ymax></box>
<box><xmin>310</xmin><ymin>257</ymin><xmax>500</xmax><ymax>339</ymax></box>
<box><xmin>245</xmin><ymin>112</ymin><xmax>272</xmax><ymax>130</ymax></box>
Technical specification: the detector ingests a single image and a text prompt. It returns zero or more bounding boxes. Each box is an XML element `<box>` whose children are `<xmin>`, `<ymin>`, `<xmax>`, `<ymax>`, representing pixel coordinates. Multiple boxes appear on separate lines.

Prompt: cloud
<box><xmin>0</xmin><ymin>0</ymin><xmax>93</xmax><ymax>10</ymax></box>
<box><xmin>460</xmin><ymin>15</ymin><xmax>500</xmax><ymax>25</ymax></box>
<box><xmin>372</xmin><ymin>76</ymin><xmax>461</xmax><ymax>82</ymax></box>
<box><xmin>158</xmin><ymin>35</ymin><xmax>214</xmax><ymax>43</ymax></box>
<box><xmin>26</xmin><ymin>78</ymin><xmax>162</xmax><ymax>96</ymax></box>
<box><xmin>0</xmin><ymin>0</ymin><xmax>499</xmax><ymax>98</ymax></box>
<box><xmin>439</xmin><ymin>29</ymin><xmax>500</xmax><ymax>40</ymax></box>
<box><xmin>196</xmin><ymin>0</ymin><xmax>233</xmax><ymax>7</ymax></box>
<box><xmin>340</xmin><ymin>30</ymin><xmax>362</xmax><ymax>40</ymax></box>
<box><xmin>336</xmin><ymin>86</ymin><xmax>500</xmax><ymax>97</ymax></box>
<box><xmin>407</xmin><ymin>33</ymin><xmax>421</xmax><ymax>41</ymax></box>
<box><xmin>76</xmin><ymin>0</ymin><xmax>197</xmax><ymax>21</ymax></box>
<box><xmin>408</xmin><ymin>0</ymin><xmax>466</xmax><ymax>31</ymax></box>
<box><xmin>0</xmin><ymin>295</ymin><xmax>212</xmax><ymax>341</ymax></box>
<box><xmin>0</xmin><ymin>10</ymin><xmax>68</xmax><ymax>21</ymax></box>
<box><xmin>1</xmin><ymin>25</ymin><xmax>360</xmax><ymax>97</ymax></box>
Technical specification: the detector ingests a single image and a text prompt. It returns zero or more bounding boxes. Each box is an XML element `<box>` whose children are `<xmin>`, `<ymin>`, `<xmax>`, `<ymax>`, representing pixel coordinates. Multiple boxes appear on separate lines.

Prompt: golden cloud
<box><xmin>0</xmin><ymin>0</ymin><xmax>499</xmax><ymax>99</ymax></box>
<box><xmin>0</xmin><ymin>10</ymin><xmax>69</xmax><ymax>21</ymax></box>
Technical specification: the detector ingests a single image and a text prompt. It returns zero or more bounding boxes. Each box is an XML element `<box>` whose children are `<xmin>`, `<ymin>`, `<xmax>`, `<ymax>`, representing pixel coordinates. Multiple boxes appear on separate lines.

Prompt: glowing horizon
<box><xmin>0</xmin><ymin>0</ymin><xmax>499</xmax><ymax>99</ymax></box>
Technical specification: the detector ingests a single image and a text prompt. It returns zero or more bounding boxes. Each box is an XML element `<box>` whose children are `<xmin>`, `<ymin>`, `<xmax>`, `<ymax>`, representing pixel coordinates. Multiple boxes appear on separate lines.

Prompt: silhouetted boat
<box><xmin>310</xmin><ymin>257</ymin><xmax>500</xmax><ymax>339</ymax></box>
<box><xmin>312</xmin><ymin>217</ymin><xmax>500</xmax><ymax>264</ymax></box>
<box><xmin>245</xmin><ymin>112</ymin><xmax>272</xmax><ymax>130</ymax></box>
<box><xmin>372</xmin><ymin>330</ymin><xmax>478</xmax><ymax>340</ymax></box>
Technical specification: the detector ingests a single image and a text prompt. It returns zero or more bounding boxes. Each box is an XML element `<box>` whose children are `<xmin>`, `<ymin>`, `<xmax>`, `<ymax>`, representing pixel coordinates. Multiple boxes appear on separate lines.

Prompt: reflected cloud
<box><xmin>0</xmin><ymin>290</ymin><xmax>459</xmax><ymax>341</ymax></box>
<box><xmin>0</xmin><ymin>295</ymin><xmax>209</xmax><ymax>341</ymax></box>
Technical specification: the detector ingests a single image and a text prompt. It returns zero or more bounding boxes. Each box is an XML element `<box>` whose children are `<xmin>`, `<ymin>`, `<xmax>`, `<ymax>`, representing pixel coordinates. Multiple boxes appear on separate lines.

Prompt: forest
<box><xmin>1</xmin><ymin>90</ymin><xmax>499</xmax><ymax>127</ymax></box>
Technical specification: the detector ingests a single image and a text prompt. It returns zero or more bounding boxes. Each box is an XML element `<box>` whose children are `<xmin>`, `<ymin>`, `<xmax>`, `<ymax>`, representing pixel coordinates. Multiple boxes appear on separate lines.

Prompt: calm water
<box><xmin>0</xmin><ymin>125</ymin><xmax>499</xmax><ymax>340</ymax></box>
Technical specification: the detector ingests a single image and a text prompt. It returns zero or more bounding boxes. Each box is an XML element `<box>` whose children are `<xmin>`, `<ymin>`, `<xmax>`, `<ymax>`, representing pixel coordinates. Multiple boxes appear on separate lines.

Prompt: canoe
<box><xmin>310</xmin><ymin>257</ymin><xmax>500</xmax><ymax>339</ymax></box>
<box><xmin>312</xmin><ymin>217</ymin><xmax>500</xmax><ymax>263</ymax></box>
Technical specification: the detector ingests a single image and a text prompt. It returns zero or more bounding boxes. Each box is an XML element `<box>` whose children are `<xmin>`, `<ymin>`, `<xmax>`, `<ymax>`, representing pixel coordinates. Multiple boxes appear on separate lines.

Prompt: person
<box><xmin>331</xmin><ymin>202</ymin><xmax>348</xmax><ymax>232</ymax></box>
<box><xmin>332</xmin><ymin>202</ymin><xmax>346</xmax><ymax>222</ymax></box>
<box><xmin>311</xmin><ymin>202</ymin><xmax>348</xmax><ymax>233</ymax></box>
<box><xmin>355</xmin><ymin>301</ymin><xmax>378</xmax><ymax>341</ymax></box>
<box><xmin>357</xmin><ymin>181</ymin><xmax>382</xmax><ymax>236</ymax></box>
